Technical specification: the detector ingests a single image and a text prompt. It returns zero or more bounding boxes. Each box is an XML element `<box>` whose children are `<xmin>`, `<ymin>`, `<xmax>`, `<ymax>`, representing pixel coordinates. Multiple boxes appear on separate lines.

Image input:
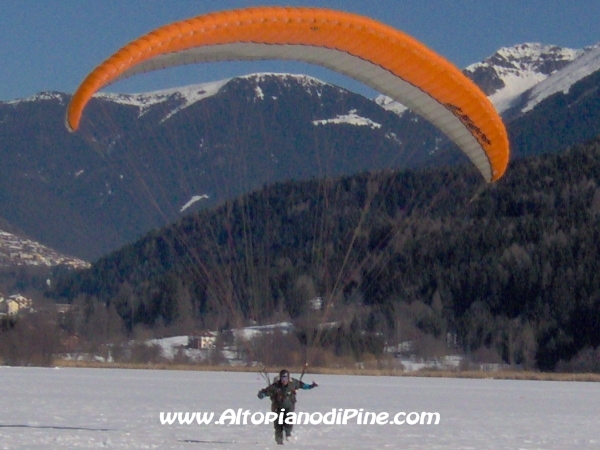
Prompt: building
<box><xmin>188</xmin><ymin>331</ymin><xmax>218</xmax><ymax>350</ymax></box>
<box><xmin>0</xmin><ymin>293</ymin><xmax>34</xmax><ymax>316</ymax></box>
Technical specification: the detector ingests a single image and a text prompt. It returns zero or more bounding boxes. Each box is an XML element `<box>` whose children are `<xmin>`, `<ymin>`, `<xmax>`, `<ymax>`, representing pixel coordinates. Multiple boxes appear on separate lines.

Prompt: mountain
<box><xmin>2</xmin><ymin>42</ymin><xmax>600</xmax><ymax>261</ymax></box>
<box><xmin>0</xmin><ymin>74</ymin><xmax>447</xmax><ymax>260</ymax></box>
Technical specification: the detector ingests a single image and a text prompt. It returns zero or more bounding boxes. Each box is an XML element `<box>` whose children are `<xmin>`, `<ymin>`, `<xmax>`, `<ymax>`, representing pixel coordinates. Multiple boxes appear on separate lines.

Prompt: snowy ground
<box><xmin>0</xmin><ymin>367</ymin><xmax>598</xmax><ymax>449</ymax></box>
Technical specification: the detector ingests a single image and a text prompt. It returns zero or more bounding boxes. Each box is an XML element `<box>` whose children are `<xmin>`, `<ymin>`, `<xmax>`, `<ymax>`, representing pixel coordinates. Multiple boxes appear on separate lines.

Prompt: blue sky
<box><xmin>2</xmin><ymin>0</ymin><xmax>599</xmax><ymax>101</ymax></box>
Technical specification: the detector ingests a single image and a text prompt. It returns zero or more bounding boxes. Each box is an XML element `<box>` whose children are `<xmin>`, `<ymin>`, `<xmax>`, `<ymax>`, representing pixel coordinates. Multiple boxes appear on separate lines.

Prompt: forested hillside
<box><xmin>48</xmin><ymin>136</ymin><xmax>600</xmax><ymax>371</ymax></box>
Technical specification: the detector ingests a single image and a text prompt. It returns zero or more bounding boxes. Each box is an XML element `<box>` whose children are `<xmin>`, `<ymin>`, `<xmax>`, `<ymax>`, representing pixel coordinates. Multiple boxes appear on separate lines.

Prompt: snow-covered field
<box><xmin>0</xmin><ymin>367</ymin><xmax>598</xmax><ymax>449</ymax></box>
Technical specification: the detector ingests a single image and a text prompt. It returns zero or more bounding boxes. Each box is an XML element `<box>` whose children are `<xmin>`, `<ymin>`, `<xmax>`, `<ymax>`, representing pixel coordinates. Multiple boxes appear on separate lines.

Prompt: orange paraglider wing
<box><xmin>66</xmin><ymin>6</ymin><xmax>509</xmax><ymax>182</ymax></box>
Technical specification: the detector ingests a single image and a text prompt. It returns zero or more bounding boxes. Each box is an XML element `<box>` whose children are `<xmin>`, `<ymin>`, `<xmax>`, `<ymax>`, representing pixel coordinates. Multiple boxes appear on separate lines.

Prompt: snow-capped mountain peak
<box><xmin>491</xmin><ymin>43</ymin><xmax>581</xmax><ymax>69</ymax></box>
<box><xmin>464</xmin><ymin>43</ymin><xmax>584</xmax><ymax>113</ymax></box>
<box><xmin>95</xmin><ymin>79</ymin><xmax>230</xmax><ymax>119</ymax></box>
<box><xmin>239</xmin><ymin>72</ymin><xmax>330</xmax><ymax>89</ymax></box>
<box><xmin>238</xmin><ymin>73</ymin><xmax>344</xmax><ymax>102</ymax></box>
<box><xmin>522</xmin><ymin>43</ymin><xmax>600</xmax><ymax>112</ymax></box>
<box><xmin>6</xmin><ymin>91</ymin><xmax>69</xmax><ymax>105</ymax></box>
<box><xmin>369</xmin><ymin>42</ymin><xmax>600</xmax><ymax>117</ymax></box>
<box><xmin>92</xmin><ymin>73</ymin><xmax>334</xmax><ymax>122</ymax></box>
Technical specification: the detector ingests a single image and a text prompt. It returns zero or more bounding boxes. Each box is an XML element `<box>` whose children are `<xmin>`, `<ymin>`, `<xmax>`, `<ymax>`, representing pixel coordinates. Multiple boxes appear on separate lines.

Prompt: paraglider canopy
<box><xmin>66</xmin><ymin>6</ymin><xmax>509</xmax><ymax>182</ymax></box>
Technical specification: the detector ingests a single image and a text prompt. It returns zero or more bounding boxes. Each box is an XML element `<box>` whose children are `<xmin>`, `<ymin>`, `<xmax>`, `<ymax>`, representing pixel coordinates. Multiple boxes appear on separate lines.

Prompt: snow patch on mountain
<box><xmin>313</xmin><ymin>110</ymin><xmax>381</xmax><ymax>129</ymax></box>
<box><xmin>233</xmin><ymin>321</ymin><xmax>294</xmax><ymax>341</ymax></box>
<box><xmin>254</xmin><ymin>85</ymin><xmax>265</xmax><ymax>100</ymax></box>
<box><xmin>487</xmin><ymin>69</ymin><xmax>548</xmax><ymax>113</ymax></box>
<box><xmin>180</xmin><ymin>194</ymin><xmax>209</xmax><ymax>213</ymax></box>
<box><xmin>522</xmin><ymin>44</ymin><xmax>600</xmax><ymax>112</ymax></box>
<box><xmin>374</xmin><ymin>95</ymin><xmax>407</xmax><ymax>115</ymax></box>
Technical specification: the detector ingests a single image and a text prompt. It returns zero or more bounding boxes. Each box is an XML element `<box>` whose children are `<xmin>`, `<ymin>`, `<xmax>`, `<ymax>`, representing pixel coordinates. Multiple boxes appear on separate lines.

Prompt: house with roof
<box><xmin>0</xmin><ymin>293</ymin><xmax>34</xmax><ymax>316</ymax></box>
<box><xmin>188</xmin><ymin>331</ymin><xmax>218</xmax><ymax>350</ymax></box>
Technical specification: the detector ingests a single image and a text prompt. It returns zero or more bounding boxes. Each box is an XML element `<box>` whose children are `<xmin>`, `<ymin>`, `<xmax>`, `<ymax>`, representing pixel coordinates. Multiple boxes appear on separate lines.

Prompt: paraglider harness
<box><xmin>259</xmin><ymin>363</ymin><xmax>309</xmax><ymax>409</ymax></box>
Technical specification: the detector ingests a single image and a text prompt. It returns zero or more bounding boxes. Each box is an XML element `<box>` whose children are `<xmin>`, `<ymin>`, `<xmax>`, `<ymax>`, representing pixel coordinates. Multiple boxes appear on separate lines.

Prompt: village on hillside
<box><xmin>0</xmin><ymin>230</ymin><xmax>90</xmax><ymax>269</ymax></box>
